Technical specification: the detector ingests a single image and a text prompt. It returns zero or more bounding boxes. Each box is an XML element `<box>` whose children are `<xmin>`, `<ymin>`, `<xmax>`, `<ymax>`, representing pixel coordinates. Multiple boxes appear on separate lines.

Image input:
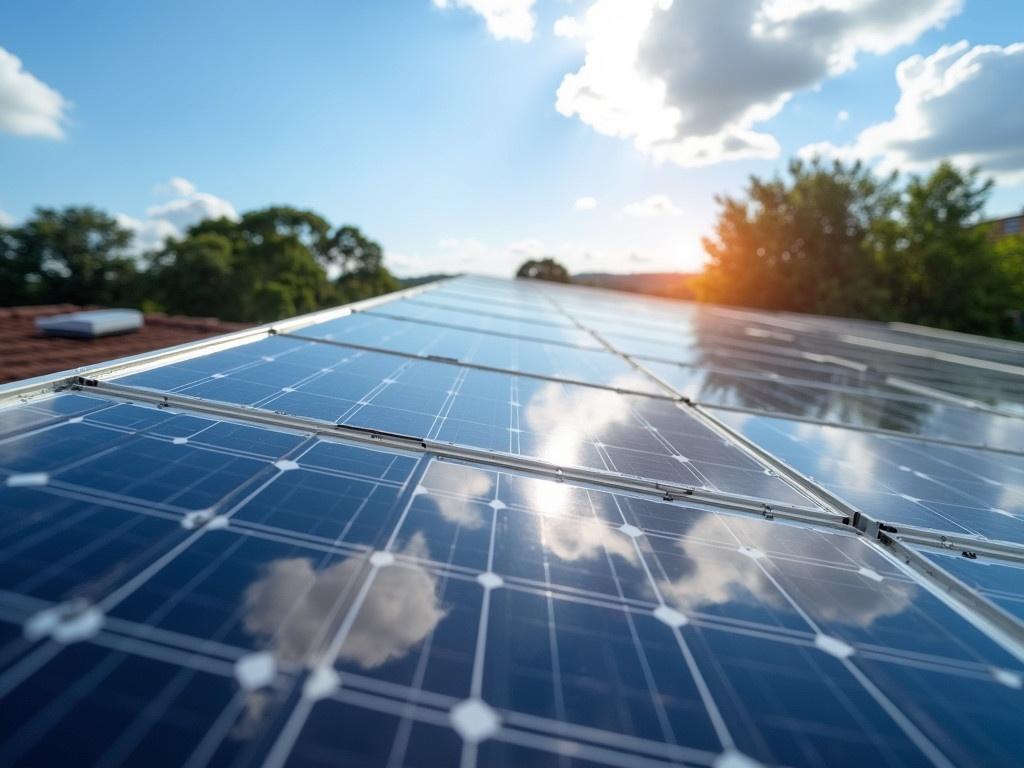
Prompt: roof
<box><xmin>0</xmin><ymin>276</ymin><xmax>1022</xmax><ymax>767</ymax></box>
<box><xmin>0</xmin><ymin>304</ymin><xmax>249</xmax><ymax>383</ymax></box>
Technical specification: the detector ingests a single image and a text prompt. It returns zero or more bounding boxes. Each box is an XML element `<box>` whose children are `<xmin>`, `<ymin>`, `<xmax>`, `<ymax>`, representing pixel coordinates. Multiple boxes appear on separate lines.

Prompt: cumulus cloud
<box><xmin>556</xmin><ymin>0</ymin><xmax>960</xmax><ymax>167</ymax></box>
<box><xmin>118</xmin><ymin>177</ymin><xmax>238</xmax><ymax>252</ymax></box>
<box><xmin>146</xmin><ymin>192</ymin><xmax>238</xmax><ymax>231</ymax></box>
<box><xmin>0</xmin><ymin>46</ymin><xmax>68</xmax><ymax>139</ymax></box>
<box><xmin>801</xmin><ymin>41</ymin><xmax>1024</xmax><ymax>183</ymax></box>
<box><xmin>155</xmin><ymin>176</ymin><xmax>197</xmax><ymax>197</ymax></box>
<box><xmin>623</xmin><ymin>194</ymin><xmax>681</xmax><ymax>218</ymax></box>
<box><xmin>433</xmin><ymin>0</ymin><xmax>535</xmax><ymax>41</ymax></box>
<box><xmin>553</xmin><ymin>15</ymin><xmax>582</xmax><ymax>39</ymax></box>
<box><xmin>574</xmin><ymin>196</ymin><xmax>598</xmax><ymax>211</ymax></box>
<box><xmin>0</xmin><ymin>209</ymin><xmax>12</xmax><ymax>227</ymax></box>
<box><xmin>837</xmin><ymin>109</ymin><xmax>850</xmax><ymax>122</ymax></box>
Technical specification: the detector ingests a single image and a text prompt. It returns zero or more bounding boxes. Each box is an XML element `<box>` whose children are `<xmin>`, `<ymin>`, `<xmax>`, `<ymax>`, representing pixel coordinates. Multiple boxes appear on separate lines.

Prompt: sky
<box><xmin>1</xmin><ymin>0</ymin><xmax>1024</xmax><ymax>277</ymax></box>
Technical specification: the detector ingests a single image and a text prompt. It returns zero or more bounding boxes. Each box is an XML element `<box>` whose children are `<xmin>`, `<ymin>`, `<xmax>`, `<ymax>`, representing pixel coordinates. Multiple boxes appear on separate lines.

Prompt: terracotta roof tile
<box><xmin>0</xmin><ymin>305</ymin><xmax>250</xmax><ymax>384</ymax></box>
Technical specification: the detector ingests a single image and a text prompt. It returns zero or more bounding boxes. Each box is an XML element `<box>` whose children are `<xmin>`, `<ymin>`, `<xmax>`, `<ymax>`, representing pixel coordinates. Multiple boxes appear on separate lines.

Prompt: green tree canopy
<box><xmin>516</xmin><ymin>257</ymin><xmax>570</xmax><ymax>283</ymax></box>
<box><xmin>0</xmin><ymin>207</ymin><xmax>139</xmax><ymax>307</ymax></box>
<box><xmin>147</xmin><ymin>207</ymin><xmax>397</xmax><ymax>322</ymax></box>
<box><xmin>883</xmin><ymin>163</ymin><xmax>1008</xmax><ymax>335</ymax></box>
<box><xmin>695</xmin><ymin>158</ymin><xmax>897</xmax><ymax>317</ymax></box>
<box><xmin>695</xmin><ymin>159</ymin><xmax>1024</xmax><ymax>337</ymax></box>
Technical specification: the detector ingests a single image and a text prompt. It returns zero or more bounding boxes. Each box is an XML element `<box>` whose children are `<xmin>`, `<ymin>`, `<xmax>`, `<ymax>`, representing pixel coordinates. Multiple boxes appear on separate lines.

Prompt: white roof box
<box><xmin>36</xmin><ymin>309</ymin><xmax>144</xmax><ymax>338</ymax></box>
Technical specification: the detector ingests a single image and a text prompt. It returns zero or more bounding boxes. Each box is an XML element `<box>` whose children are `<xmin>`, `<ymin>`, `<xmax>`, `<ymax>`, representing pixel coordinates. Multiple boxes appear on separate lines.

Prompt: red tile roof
<box><xmin>0</xmin><ymin>305</ymin><xmax>250</xmax><ymax>384</ymax></box>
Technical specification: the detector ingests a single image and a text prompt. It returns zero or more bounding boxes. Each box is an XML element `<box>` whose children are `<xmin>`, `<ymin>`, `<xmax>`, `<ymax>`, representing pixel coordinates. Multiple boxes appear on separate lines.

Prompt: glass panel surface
<box><xmin>115</xmin><ymin>339</ymin><xmax>815</xmax><ymax>507</ymax></box>
<box><xmin>3</xmin><ymin>446</ymin><xmax>1020</xmax><ymax>768</ymax></box>
<box><xmin>294</xmin><ymin>313</ymin><xmax>664</xmax><ymax>394</ymax></box>
<box><xmin>368</xmin><ymin>302</ymin><xmax>599</xmax><ymax>348</ymax></box>
<box><xmin>918</xmin><ymin>547</ymin><xmax>1024</xmax><ymax>622</ymax></box>
<box><xmin>649</xmin><ymin>362</ymin><xmax>1022</xmax><ymax>450</ymax></box>
<box><xmin>715</xmin><ymin>410</ymin><xmax>1024</xmax><ymax>544</ymax></box>
<box><xmin>389</xmin><ymin>293</ymin><xmax>577</xmax><ymax>328</ymax></box>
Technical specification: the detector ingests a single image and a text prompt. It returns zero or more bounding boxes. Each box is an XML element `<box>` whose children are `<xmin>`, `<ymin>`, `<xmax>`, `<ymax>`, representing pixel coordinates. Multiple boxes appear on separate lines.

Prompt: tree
<box><xmin>516</xmin><ymin>257</ymin><xmax>570</xmax><ymax>283</ymax></box>
<box><xmin>327</xmin><ymin>226</ymin><xmax>399</xmax><ymax>303</ymax></box>
<box><xmin>144</xmin><ymin>233</ymin><xmax>235</xmax><ymax>318</ymax></box>
<box><xmin>992</xmin><ymin>234</ymin><xmax>1024</xmax><ymax>335</ymax></box>
<box><xmin>147</xmin><ymin>208</ymin><xmax>398</xmax><ymax>322</ymax></box>
<box><xmin>694</xmin><ymin>158</ymin><xmax>897</xmax><ymax>317</ymax></box>
<box><xmin>883</xmin><ymin>163</ymin><xmax>1007</xmax><ymax>334</ymax></box>
<box><xmin>0</xmin><ymin>207</ymin><xmax>139</xmax><ymax>307</ymax></box>
<box><xmin>149</xmin><ymin>208</ymin><xmax>337</xmax><ymax>322</ymax></box>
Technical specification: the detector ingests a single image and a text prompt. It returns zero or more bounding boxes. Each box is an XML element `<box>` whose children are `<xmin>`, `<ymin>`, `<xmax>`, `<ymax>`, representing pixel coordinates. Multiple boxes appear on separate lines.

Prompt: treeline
<box><xmin>696</xmin><ymin>160</ymin><xmax>1024</xmax><ymax>337</ymax></box>
<box><xmin>0</xmin><ymin>206</ymin><xmax>398</xmax><ymax>323</ymax></box>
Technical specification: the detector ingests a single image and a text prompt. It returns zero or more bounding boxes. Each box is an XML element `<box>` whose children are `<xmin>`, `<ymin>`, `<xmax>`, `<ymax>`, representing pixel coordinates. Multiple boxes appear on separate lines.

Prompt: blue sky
<box><xmin>2</xmin><ymin>0</ymin><xmax>1023</xmax><ymax>276</ymax></box>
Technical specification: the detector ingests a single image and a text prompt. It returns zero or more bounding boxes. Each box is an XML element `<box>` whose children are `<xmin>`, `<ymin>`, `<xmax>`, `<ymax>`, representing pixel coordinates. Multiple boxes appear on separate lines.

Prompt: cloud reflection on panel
<box><xmin>655</xmin><ymin>514</ymin><xmax>913</xmax><ymax>631</ymax></box>
<box><xmin>541</xmin><ymin>515</ymin><xmax>639</xmax><ymax>565</ymax></box>
<box><xmin>523</xmin><ymin>381</ymin><xmax>632</xmax><ymax>467</ymax></box>
<box><xmin>431</xmin><ymin>465</ymin><xmax>493</xmax><ymax>530</ymax></box>
<box><xmin>243</xmin><ymin>537</ymin><xmax>447</xmax><ymax>671</ymax></box>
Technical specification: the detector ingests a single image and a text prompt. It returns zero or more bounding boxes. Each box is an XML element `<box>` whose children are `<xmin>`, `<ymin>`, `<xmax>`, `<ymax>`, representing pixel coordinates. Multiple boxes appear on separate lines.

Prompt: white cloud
<box><xmin>115</xmin><ymin>214</ymin><xmax>180</xmax><ymax>253</ymax></box>
<box><xmin>837</xmin><ymin>109</ymin><xmax>850</xmax><ymax>122</ymax></box>
<box><xmin>802</xmin><ymin>41</ymin><xmax>1024</xmax><ymax>183</ymax></box>
<box><xmin>119</xmin><ymin>178</ymin><xmax>238</xmax><ymax>252</ymax></box>
<box><xmin>154</xmin><ymin>176</ymin><xmax>197</xmax><ymax>197</ymax></box>
<box><xmin>553</xmin><ymin>15</ymin><xmax>582</xmax><ymax>39</ymax></box>
<box><xmin>146</xmin><ymin>192</ymin><xmax>238</xmax><ymax>231</ymax></box>
<box><xmin>0</xmin><ymin>209</ymin><xmax>12</xmax><ymax>227</ymax></box>
<box><xmin>623</xmin><ymin>194</ymin><xmax>681</xmax><ymax>218</ymax></box>
<box><xmin>433</xmin><ymin>0</ymin><xmax>535</xmax><ymax>41</ymax></box>
<box><xmin>574</xmin><ymin>196</ymin><xmax>598</xmax><ymax>211</ymax></box>
<box><xmin>0</xmin><ymin>46</ymin><xmax>68</xmax><ymax>139</ymax></box>
<box><xmin>556</xmin><ymin>0</ymin><xmax>960</xmax><ymax>167</ymax></box>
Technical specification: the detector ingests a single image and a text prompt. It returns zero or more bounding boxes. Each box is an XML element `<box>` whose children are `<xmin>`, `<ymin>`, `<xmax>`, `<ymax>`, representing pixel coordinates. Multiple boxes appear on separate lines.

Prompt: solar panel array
<box><xmin>0</xmin><ymin>274</ymin><xmax>1022</xmax><ymax>768</ymax></box>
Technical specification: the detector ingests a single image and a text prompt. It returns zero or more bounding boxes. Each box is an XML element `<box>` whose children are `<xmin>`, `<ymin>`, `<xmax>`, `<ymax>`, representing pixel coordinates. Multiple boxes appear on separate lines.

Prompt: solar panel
<box><xmin>1</xmin><ymin>275</ymin><xmax>1022</xmax><ymax>768</ymax></box>
<box><xmin>715</xmin><ymin>409</ymin><xmax>1024</xmax><ymax>545</ymax></box>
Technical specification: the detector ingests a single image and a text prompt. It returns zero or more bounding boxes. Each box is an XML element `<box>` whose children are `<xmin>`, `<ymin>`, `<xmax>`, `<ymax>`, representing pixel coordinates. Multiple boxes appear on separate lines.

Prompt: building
<box><xmin>985</xmin><ymin>207</ymin><xmax>1024</xmax><ymax>238</ymax></box>
<box><xmin>0</xmin><ymin>275</ymin><xmax>1021</xmax><ymax>767</ymax></box>
<box><xmin>0</xmin><ymin>304</ymin><xmax>248</xmax><ymax>383</ymax></box>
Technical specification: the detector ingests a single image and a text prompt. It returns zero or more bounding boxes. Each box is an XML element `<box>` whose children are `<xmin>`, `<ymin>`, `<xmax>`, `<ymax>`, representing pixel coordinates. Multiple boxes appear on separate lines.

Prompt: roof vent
<box><xmin>36</xmin><ymin>309</ymin><xmax>144</xmax><ymax>339</ymax></box>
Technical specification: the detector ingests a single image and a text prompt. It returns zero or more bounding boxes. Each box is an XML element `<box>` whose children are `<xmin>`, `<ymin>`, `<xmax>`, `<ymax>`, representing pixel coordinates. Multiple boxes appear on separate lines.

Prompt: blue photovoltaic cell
<box><xmin>0</xmin><ymin>396</ymin><xmax>1020</xmax><ymax>767</ymax></box>
<box><xmin>1</xmin><ymin>275</ymin><xmax>1023</xmax><ymax>768</ymax></box>
<box><xmin>918</xmin><ymin>547</ymin><xmax>1024</xmax><ymax>623</ymax></box>
<box><xmin>644</xmin><ymin>360</ymin><xmax>1023</xmax><ymax>451</ymax></box>
<box><xmin>115</xmin><ymin>336</ymin><xmax>816</xmax><ymax>508</ymax></box>
<box><xmin>714</xmin><ymin>409</ymin><xmax>1024</xmax><ymax>545</ymax></box>
<box><xmin>367</xmin><ymin>299</ymin><xmax>595</xmax><ymax>347</ymax></box>
<box><xmin>290</xmin><ymin>312</ymin><xmax>665</xmax><ymax>395</ymax></box>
